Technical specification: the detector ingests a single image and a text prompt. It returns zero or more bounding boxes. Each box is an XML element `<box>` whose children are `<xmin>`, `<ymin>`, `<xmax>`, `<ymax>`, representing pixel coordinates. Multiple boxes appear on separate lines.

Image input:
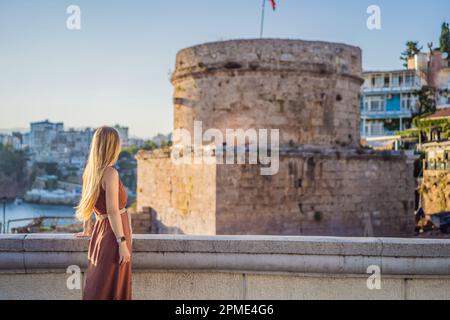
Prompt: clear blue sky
<box><xmin>0</xmin><ymin>0</ymin><xmax>449</xmax><ymax>139</ymax></box>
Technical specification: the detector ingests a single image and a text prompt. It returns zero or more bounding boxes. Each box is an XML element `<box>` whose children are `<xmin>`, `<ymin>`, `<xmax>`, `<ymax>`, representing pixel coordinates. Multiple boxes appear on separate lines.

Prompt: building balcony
<box><xmin>1</xmin><ymin>234</ymin><xmax>450</xmax><ymax>300</ymax></box>
<box><xmin>362</xmin><ymin>85</ymin><xmax>420</xmax><ymax>94</ymax></box>
<box><xmin>424</xmin><ymin>160</ymin><xmax>450</xmax><ymax>171</ymax></box>
<box><xmin>361</xmin><ymin>130</ymin><xmax>398</xmax><ymax>138</ymax></box>
<box><xmin>361</xmin><ymin>110</ymin><xmax>413</xmax><ymax>119</ymax></box>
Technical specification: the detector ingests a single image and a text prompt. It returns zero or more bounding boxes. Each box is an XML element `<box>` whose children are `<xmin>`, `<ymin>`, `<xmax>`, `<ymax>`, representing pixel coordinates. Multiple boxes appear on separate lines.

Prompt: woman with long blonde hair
<box><xmin>75</xmin><ymin>126</ymin><xmax>132</xmax><ymax>300</ymax></box>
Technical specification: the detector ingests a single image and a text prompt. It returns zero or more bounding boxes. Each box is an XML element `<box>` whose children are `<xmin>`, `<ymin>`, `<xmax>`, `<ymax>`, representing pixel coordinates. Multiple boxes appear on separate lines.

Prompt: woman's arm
<box><xmin>75</xmin><ymin>216</ymin><xmax>93</xmax><ymax>238</ymax></box>
<box><xmin>103</xmin><ymin>167</ymin><xmax>131</xmax><ymax>265</ymax></box>
<box><xmin>83</xmin><ymin>218</ymin><xmax>93</xmax><ymax>235</ymax></box>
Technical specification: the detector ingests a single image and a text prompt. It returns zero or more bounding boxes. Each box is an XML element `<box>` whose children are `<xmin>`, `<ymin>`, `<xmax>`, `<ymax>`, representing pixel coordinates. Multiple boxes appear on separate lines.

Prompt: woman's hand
<box><xmin>74</xmin><ymin>231</ymin><xmax>91</xmax><ymax>238</ymax></box>
<box><xmin>118</xmin><ymin>242</ymin><xmax>131</xmax><ymax>265</ymax></box>
<box><xmin>75</xmin><ymin>218</ymin><xmax>93</xmax><ymax>238</ymax></box>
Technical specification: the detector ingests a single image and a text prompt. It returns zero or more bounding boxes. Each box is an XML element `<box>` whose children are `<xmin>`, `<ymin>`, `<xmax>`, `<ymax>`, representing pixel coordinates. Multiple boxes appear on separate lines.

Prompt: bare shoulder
<box><xmin>102</xmin><ymin>166</ymin><xmax>119</xmax><ymax>186</ymax></box>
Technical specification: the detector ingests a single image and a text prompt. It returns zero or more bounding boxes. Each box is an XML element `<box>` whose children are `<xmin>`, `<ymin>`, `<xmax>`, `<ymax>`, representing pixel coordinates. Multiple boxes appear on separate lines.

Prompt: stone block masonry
<box><xmin>216</xmin><ymin>149</ymin><xmax>415</xmax><ymax>236</ymax></box>
<box><xmin>137</xmin><ymin>148</ymin><xmax>415</xmax><ymax>237</ymax></box>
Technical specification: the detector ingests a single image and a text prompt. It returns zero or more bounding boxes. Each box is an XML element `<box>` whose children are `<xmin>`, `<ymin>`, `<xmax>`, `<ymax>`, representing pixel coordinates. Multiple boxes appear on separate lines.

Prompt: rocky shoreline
<box><xmin>24</xmin><ymin>189</ymin><xmax>79</xmax><ymax>206</ymax></box>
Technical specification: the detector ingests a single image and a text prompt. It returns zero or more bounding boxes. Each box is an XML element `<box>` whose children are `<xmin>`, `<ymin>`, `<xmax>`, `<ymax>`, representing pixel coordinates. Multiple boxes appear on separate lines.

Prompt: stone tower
<box><xmin>172</xmin><ymin>39</ymin><xmax>362</xmax><ymax>148</ymax></box>
<box><xmin>136</xmin><ymin>39</ymin><xmax>415</xmax><ymax>237</ymax></box>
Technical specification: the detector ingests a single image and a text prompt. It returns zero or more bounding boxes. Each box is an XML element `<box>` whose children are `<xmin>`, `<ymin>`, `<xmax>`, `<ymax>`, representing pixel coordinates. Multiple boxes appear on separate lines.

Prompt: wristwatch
<box><xmin>116</xmin><ymin>236</ymin><xmax>126</xmax><ymax>244</ymax></box>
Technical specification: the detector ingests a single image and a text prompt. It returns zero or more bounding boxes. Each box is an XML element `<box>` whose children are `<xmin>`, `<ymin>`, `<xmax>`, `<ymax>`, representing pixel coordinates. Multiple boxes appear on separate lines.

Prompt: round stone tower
<box><xmin>137</xmin><ymin>39</ymin><xmax>415</xmax><ymax>237</ymax></box>
<box><xmin>171</xmin><ymin>39</ymin><xmax>364</xmax><ymax>148</ymax></box>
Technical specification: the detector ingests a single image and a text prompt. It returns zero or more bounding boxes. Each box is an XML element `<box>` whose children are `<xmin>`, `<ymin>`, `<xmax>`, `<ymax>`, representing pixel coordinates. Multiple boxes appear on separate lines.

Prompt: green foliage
<box><xmin>413</xmin><ymin>86</ymin><xmax>437</xmax><ymax>116</ymax></box>
<box><xmin>0</xmin><ymin>144</ymin><xmax>27</xmax><ymax>196</ymax></box>
<box><xmin>117</xmin><ymin>150</ymin><xmax>137</xmax><ymax>193</ymax></box>
<box><xmin>120</xmin><ymin>172</ymin><xmax>136</xmax><ymax>190</ymax></box>
<box><xmin>0</xmin><ymin>144</ymin><xmax>25</xmax><ymax>178</ymax></box>
<box><xmin>383</xmin><ymin>119</ymin><xmax>400</xmax><ymax>132</ymax></box>
<box><xmin>397</xmin><ymin>128</ymin><xmax>419</xmax><ymax>138</ymax></box>
<box><xmin>142</xmin><ymin>140</ymin><xmax>157</xmax><ymax>151</ymax></box>
<box><xmin>416</xmin><ymin>117</ymin><xmax>450</xmax><ymax>140</ymax></box>
<box><xmin>129</xmin><ymin>199</ymin><xmax>137</xmax><ymax>210</ymax></box>
<box><xmin>121</xmin><ymin>146</ymin><xmax>140</xmax><ymax>156</ymax></box>
<box><xmin>397</xmin><ymin>86</ymin><xmax>437</xmax><ymax>137</ymax></box>
<box><xmin>160</xmin><ymin>140</ymin><xmax>173</xmax><ymax>148</ymax></box>
<box><xmin>440</xmin><ymin>22</ymin><xmax>450</xmax><ymax>56</ymax></box>
<box><xmin>400</xmin><ymin>41</ymin><xmax>423</xmax><ymax>68</ymax></box>
<box><xmin>33</xmin><ymin>162</ymin><xmax>60</xmax><ymax>177</ymax></box>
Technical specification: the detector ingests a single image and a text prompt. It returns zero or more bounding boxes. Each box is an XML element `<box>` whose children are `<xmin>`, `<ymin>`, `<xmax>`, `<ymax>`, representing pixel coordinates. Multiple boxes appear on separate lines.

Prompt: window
<box><xmin>404</xmin><ymin>74</ymin><xmax>413</xmax><ymax>87</ymax></box>
<box><xmin>370</xmin><ymin>122</ymin><xmax>384</xmax><ymax>136</ymax></box>
<box><xmin>371</xmin><ymin>75</ymin><xmax>383</xmax><ymax>88</ymax></box>
<box><xmin>370</xmin><ymin>100</ymin><xmax>383</xmax><ymax>111</ymax></box>
<box><xmin>401</xmin><ymin>93</ymin><xmax>416</xmax><ymax>111</ymax></box>
<box><xmin>384</xmin><ymin>76</ymin><xmax>390</xmax><ymax>87</ymax></box>
<box><xmin>392</xmin><ymin>75</ymin><xmax>399</xmax><ymax>87</ymax></box>
<box><xmin>364</xmin><ymin>96</ymin><xmax>385</xmax><ymax>112</ymax></box>
<box><xmin>375</xmin><ymin>76</ymin><xmax>383</xmax><ymax>88</ymax></box>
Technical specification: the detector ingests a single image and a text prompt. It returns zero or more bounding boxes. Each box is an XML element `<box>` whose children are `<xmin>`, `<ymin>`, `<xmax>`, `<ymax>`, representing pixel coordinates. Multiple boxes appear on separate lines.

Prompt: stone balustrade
<box><xmin>0</xmin><ymin>234</ymin><xmax>449</xmax><ymax>299</ymax></box>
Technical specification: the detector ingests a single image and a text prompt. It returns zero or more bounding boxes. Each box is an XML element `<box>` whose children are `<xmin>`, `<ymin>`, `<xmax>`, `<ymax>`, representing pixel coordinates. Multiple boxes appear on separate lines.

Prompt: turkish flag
<box><xmin>270</xmin><ymin>0</ymin><xmax>276</xmax><ymax>10</ymax></box>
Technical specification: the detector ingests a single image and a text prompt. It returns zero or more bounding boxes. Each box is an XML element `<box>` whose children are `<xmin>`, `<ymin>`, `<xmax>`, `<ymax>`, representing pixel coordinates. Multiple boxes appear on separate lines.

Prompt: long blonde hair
<box><xmin>76</xmin><ymin>126</ymin><xmax>121</xmax><ymax>221</ymax></box>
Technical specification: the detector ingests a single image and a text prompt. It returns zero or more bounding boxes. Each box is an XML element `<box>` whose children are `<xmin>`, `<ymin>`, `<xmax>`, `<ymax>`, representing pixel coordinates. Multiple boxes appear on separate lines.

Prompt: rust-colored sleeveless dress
<box><xmin>82</xmin><ymin>178</ymin><xmax>132</xmax><ymax>300</ymax></box>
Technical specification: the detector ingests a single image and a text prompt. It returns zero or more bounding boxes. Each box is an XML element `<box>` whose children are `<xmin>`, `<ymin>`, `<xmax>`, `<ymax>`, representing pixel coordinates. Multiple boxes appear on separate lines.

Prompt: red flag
<box><xmin>270</xmin><ymin>0</ymin><xmax>276</xmax><ymax>11</ymax></box>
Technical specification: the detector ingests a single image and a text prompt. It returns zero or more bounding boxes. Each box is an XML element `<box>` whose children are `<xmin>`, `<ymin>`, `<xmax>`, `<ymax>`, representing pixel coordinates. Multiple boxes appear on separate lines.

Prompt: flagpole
<box><xmin>260</xmin><ymin>0</ymin><xmax>266</xmax><ymax>38</ymax></box>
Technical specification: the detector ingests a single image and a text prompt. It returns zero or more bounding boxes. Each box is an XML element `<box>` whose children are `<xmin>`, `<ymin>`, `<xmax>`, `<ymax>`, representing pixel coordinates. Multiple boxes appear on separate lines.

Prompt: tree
<box><xmin>0</xmin><ymin>144</ymin><xmax>27</xmax><ymax>198</ymax></box>
<box><xmin>400</xmin><ymin>41</ymin><xmax>423</xmax><ymax>68</ymax></box>
<box><xmin>413</xmin><ymin>86</ymin><xmax>437</xmax><ymax>116</ymax></box>
<box><xmin>440</xmin><ymin>22</ymin><xmax>450</xmax><ymax>57</ymax></box>
<box><xmin>142</xmin><ymin>140</ymin><xmax>157</xmax><ymax>151</ymax></box>
<box><xmin>160</xmin><ymin>140</ymin><xmax>173</xmax><ymax>148</ymax></box>
<box><xmin>120</xmin><ymin>146</ymin><xmax>139</xmax><ymax>156</ymax></box>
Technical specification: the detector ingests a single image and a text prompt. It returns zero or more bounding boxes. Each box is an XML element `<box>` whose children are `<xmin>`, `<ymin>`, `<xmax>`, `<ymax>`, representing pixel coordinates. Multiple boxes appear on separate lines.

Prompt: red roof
<box><xmin>427</xmin><ymin>108</ymin><xmax>450</xmax><ymax>120</ymax></box>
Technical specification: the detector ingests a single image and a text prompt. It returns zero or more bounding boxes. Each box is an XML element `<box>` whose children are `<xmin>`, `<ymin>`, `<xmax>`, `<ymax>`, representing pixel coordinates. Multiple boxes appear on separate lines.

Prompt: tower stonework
<box><xmin>172</xmin><ymin>39</ymin><xmax>362</xmax><ymax>148</ymax></box>
<box><xmin>136</xmin><ymin>39</ymin><xmax>416</xmax><ymax>237</ymax></box>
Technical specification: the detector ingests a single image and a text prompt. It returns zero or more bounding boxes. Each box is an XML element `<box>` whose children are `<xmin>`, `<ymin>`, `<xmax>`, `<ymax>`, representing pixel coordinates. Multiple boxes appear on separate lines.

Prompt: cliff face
<box><xmin>0</xmin><ymin>147</ymin><xmax>27</xmax><ymax>198</ymax></box>
<box><xmin>422</xmin><ymin>171</ymin><xmax>450</xmax><ymax>215</ymax></box>
<box><xmin>0</xmin><ymin>172</ymin><xmax>23</xmax><ymax>198</ymax></box>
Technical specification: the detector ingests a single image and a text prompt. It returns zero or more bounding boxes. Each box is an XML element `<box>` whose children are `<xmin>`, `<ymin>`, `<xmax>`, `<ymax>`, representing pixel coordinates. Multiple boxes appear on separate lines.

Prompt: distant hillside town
<box><xmin>0</xmin><ymin>121</ymin><xmax>172</xmax><ymax>206</ymax></box>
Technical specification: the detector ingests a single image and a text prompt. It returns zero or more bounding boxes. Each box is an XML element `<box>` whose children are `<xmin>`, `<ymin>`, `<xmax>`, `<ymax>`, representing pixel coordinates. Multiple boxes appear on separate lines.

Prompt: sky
<box><xmin>0</xmin><ymin>0</ymin><xmax>449</xmax><ymax>139</ymax></box>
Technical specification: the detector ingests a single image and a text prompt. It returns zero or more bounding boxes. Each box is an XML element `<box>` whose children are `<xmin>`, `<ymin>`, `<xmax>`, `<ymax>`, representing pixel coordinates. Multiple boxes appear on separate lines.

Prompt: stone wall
<box><xmin>136</xmin><ymin>149</ymin><xmax>217</xmax><ymax>235</ymax></box>
<box><xmin>422</xmin><ymin>170</ymin><xmax>450</xmax><ymax>215</ymax></box>
<box><xmin>130</xmin><ymin>211</ymin><xmax>152</xmax><ymax>234</ymax></box>
<box><xmin>216</xmin><ymin>150</ymin><xmax>416</xmax><ymax>237</ymax></box>
<box><xmin>1</xmin><ymin>234</ymin><xmax>449</xmax><ymax>300</ymax></box>
<box><xmin>137</xmin><ymin>148</ymin><xmax>415</xmax><ymax>237</ymax></box>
